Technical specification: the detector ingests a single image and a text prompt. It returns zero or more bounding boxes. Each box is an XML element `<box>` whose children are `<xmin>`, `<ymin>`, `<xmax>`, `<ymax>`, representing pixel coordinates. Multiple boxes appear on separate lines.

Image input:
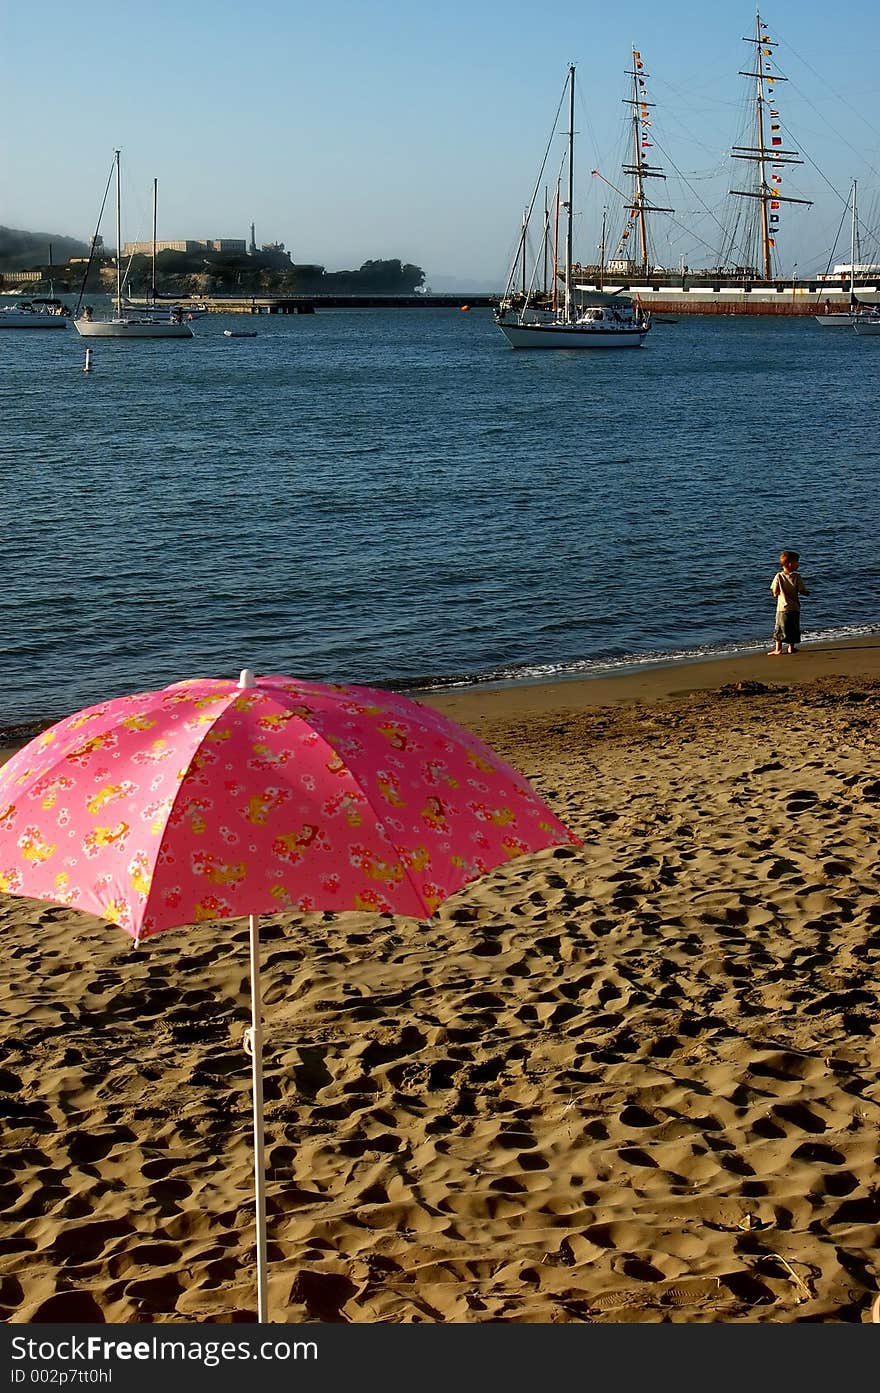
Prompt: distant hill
<box><xmin>0</xmin><ymin>227</ymin><xmax>90</xmax><ymax>271</ymax></box>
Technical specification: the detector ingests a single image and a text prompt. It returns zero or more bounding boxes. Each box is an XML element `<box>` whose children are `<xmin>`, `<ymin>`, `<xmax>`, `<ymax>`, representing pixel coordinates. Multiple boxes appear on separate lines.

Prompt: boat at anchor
<box><xmin>0</xmin><ymin>298</ymin><xmax>69</xmax><ymax>330</ymax></box>
<box><xmin>74</xmin><ymin>152</ymin><xmax>194</xmax><ymax>340</ymax></box>
<box><xmin>495</xmin><ymin>65</ymin><xmax>650</xmax><ymax>349</ymax></box>
<box><xmin>814</xmin><ymin>182</ymin><xmax>880</xmax><ymax>328</ymax></box>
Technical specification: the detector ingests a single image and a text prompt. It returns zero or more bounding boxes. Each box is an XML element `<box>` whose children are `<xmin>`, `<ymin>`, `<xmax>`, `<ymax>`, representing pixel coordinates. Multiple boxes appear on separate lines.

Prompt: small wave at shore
<box><xmin>403</xmin><ymin>623</ymin><xmax>880</xmax><ymax>694</ymax></box>
<box><xmin>6</xmin><ymin>624</ymin><xmax>877</xmax><ymax>750</ymax></box>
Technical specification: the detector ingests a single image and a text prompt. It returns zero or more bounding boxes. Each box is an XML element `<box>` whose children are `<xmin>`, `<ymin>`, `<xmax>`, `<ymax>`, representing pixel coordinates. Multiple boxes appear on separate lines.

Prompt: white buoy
<box><xmin>83</xmin><ymin>347</ymin><xmax>93</xmax><ymax>373</ymax></box>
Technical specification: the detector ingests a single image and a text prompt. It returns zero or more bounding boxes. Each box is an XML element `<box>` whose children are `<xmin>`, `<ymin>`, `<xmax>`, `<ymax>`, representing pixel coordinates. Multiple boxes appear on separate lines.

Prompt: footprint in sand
<box><xmin>26</xmin><ymin>1290</ymin><xmax>106</xmax><ymax>1322</ymax></box>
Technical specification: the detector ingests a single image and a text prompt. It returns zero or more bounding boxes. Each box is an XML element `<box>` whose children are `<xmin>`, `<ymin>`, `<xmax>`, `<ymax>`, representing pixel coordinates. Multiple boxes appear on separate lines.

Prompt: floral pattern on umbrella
<box><xmin>0</xmin><ymin>674</ymin><xmax>580</xmax><ymax>940</ymax></box>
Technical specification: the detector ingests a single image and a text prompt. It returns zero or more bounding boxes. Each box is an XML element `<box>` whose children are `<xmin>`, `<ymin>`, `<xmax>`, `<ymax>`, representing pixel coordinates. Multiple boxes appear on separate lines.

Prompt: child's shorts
<box><xmin>773</xmin><ymin>607</ymin><xmax>801</xmax><ymax>647</ymax></box>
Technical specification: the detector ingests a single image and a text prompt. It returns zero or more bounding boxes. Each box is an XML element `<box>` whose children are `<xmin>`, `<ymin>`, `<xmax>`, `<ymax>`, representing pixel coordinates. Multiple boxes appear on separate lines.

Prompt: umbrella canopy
<box><xmin>0</xmin><ymin>671</ymin><xmax>578</xmax><ymax>937</ymax></box>
<box><xmin>0</xmin><ymin>670</ymin><xmax>580</xmax><ymax>1320</ymax></box>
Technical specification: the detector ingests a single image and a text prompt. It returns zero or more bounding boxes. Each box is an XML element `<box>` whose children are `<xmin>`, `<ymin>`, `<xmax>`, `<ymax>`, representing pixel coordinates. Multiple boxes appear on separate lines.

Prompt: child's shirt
<box><xmin>771</xmin><ymin>570</ymin><xmax>809</xmax><ymax>609</ymax></box>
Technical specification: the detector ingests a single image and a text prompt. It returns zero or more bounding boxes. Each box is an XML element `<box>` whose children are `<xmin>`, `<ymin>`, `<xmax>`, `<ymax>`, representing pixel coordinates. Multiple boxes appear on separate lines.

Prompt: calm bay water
<box><xmin>2</xmin><ymin>304</ymin><xmax>878</xmax><ymax>734</ymax></box>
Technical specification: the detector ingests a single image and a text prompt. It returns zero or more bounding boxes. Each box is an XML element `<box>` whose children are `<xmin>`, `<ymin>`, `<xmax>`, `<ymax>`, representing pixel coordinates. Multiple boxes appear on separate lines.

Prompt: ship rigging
<box><xmin>569</xmin><ymin>14</ymin><xmax>880</xmax><ymax>315</ymax></box>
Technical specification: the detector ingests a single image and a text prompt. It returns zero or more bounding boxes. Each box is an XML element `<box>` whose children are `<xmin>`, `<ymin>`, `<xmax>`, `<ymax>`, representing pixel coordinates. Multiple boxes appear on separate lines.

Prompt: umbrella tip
<box><xmin>238</xmin><ymin>668</ymin><xmax>257</xmax><ymax>689</ymax></box>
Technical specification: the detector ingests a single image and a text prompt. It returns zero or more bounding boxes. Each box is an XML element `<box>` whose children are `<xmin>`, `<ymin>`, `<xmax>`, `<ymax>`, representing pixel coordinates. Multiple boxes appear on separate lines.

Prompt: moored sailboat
<box><xmin>0</xmin><ymin>298</ymin><xmax>69</xmax><ymax>330</ymax></box>
<box><xmin>495</xmin><ymin>65</ymin><xmax>650</xmax><ymax>349</ymax></box>
<box><xmin>813</xmin><ymin>182</ymin><xmax>880</xmax><ymax>328</ymax></box>
<box><xmin>74</xmin><ymin>152</ymin><xmax>193</xmax><ymax>340</ymax></box>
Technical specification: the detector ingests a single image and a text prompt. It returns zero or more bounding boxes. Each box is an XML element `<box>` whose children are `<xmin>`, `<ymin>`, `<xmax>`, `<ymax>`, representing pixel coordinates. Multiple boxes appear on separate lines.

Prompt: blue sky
<box><xmin>4</xmin><ymin>0</ymin><xmax>880</xmax><ymax>286</ymax></box>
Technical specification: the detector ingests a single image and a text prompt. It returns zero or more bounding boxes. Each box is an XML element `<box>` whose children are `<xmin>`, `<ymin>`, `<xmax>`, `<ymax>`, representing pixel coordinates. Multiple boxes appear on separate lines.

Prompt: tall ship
<box><xmin>572</xmin><ymin>15</ymin><xmax>880</xmax><ymax>316</ymax></box>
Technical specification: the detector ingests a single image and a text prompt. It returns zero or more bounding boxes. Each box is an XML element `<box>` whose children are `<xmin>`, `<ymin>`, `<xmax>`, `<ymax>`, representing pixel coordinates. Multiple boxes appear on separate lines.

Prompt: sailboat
<box><xmin>494</xmin><ymin>65</ymin><xmax>650</xmax><ymax>349</ymax></box>
<box><xmin>0</xmin><ymin>298</ymin><xmax>69</xmax><ymax>330</ymax></box>
<box><xmin>813</xmin><ymin>181</ymin><xmax>880</xmax><ymax>328</ymax></box>
<box><xmin>74</xmin><ymin>151</ymin><xmax>193</xmax><ymax>339</ymax></box>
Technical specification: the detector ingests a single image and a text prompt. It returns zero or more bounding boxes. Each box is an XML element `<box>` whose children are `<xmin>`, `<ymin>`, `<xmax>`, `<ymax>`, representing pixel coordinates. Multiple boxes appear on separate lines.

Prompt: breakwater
<box><xmin>168</xmin><ymin>294</ymin><xmax>499</xmax><ymax>314</ymax></box>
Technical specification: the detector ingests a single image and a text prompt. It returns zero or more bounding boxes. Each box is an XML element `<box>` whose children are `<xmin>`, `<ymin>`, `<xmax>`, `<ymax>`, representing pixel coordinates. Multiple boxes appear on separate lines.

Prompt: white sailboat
<box><xmin>0</xmin><ymin>298</ymin><xmax>69</xmax><ymax>330</ymax></box>
<box><xmin>495</xmin><ymin>65</ymin><xmax>650</xmax><ymax>350</ymax></box>
<box><xmin>75</xmin><ymin>152</ymin><xmax>193</xmax><ymax>340</ymax></box>
<box><xmin>814</xmin><ymin>180</ymin><xmax>880</xmax><ymax>329</ymax></box>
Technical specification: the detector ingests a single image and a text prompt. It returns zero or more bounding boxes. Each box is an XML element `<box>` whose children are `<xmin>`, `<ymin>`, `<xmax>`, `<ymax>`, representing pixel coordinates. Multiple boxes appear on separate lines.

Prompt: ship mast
<box><xmin>622</xmin><ymin>47</ymin><xmax>672</xmax><ymax>272</ymax></box>
<box><xmin>521</xmin><ymin>208</ymin><xmax>528</xmax><ymax>296</ymax></box>
<box><xmin>849</xmin><ymin>179</ymin><xmax>857</xmax><ymax>307</ymax></box>
<box><xmin>564</xmin><ymin>63</ymin><xmax>575</xmax><ymax>321</ymax></box>
<box><xmin>552</xmin><ymin>179</ymin><xmax>561</xmax><ymax>311</ymax></box>
<box><xmin>730</xmin><ymin>13</ymin><xmax>811</xmax><ymax>278</ymax></box>
<box><xmin>151</xmin><ymin>177</ymin><xmax>158</xmax><ymax>304</ymax></box>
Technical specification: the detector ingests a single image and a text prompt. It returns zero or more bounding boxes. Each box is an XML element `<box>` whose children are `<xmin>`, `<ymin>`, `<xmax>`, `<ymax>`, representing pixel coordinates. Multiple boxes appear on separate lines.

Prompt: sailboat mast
<box><xmin>622</xmin><ymin>49</ymin><xmax>672</xmax><ymax>275</ymax></box>
<box><xmin>521</xmin><ymin>209</ymin><xmax>527</xmax><ymax>296</ymax></box>
<box><xmin>599</xmin><ymin>207</ymin><xmax>607</xmax><ymax>290</ymax></box>
<box><xmin>152</xmin><ymin>177</ymin><xmax>158</xmax><ymax>302</ymax></box>
<box><xmin>850</xmin><ymin>179</ymin><xmax>857</xmax><ymax>306</ymax></box>
<box><xmin>552</xmin><ymin>180</ymin><xmax>560</xmax><ymax>311</ymax></box>
<box><xmin>753</xmin><ymin>15</ymin><xmax>772</xmax><ymax>279</ymax></box>
<box><xmin>731</xmin><ymin>17</ymin><xmax>811</xmax><ymax>277</ymax></box>
<box><xmin>114</xmin><ymin>149</ymin><xmax>122</xmax><ymax>317</ymax></box>
<box><xmin>564</xmin><ymin>63</ymin><xmax>575</xmax><ymax>320</ymax></box>
<box><xmin>632</xmin><ymin>51</ymin><xmax>648</xmax><ymax>269</ymax></box>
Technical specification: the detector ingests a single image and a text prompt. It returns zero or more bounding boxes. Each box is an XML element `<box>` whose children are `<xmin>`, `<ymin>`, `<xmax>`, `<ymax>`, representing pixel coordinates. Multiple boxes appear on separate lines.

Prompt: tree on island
<box><xmin>304</xmin><ymin>260</ymin><xmax>426</xmax><ymax>294</ymax></box>
<box><xmin>119</xmin><ymin>252</ymin><xmax>426</xmax><ymax>297</ymax></box>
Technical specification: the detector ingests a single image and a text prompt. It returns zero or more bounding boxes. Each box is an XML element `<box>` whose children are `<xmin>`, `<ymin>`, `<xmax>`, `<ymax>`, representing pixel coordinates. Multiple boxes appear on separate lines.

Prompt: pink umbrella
<box><xmin>0</xmin><ymin>669</ymin><xmax>579</xmax><ymax>1320</ymax></box>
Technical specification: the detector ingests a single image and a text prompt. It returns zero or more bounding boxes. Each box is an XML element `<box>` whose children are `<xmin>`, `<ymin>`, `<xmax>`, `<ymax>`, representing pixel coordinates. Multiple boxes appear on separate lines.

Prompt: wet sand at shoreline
<box><xmin>1</xmin><ymin>637</ymin><xmax>878</xmax><ymax>1323</ymax></box>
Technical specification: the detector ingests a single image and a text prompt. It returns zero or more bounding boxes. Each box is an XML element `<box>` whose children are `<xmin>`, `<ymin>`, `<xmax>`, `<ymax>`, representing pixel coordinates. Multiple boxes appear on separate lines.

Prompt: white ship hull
<box><xmin>74</xmin><ymin>317</ymin><xmax>193</xmax><ymax>339</ymax></box>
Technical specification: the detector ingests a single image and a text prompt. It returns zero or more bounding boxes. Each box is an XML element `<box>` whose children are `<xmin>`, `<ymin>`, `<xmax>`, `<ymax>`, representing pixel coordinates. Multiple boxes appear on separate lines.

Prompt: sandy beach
<box><xmin>1</xmin><ymin>637</ymin><xmax>878</xmax><ymax>1324</ymax></box>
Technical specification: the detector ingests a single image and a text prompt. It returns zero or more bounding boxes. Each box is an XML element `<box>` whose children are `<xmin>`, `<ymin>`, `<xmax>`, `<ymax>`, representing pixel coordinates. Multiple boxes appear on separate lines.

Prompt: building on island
<box><xmin>121</xmin><ymin>238</ymin><xmax>247</xmax><ymax>257</ymax></box>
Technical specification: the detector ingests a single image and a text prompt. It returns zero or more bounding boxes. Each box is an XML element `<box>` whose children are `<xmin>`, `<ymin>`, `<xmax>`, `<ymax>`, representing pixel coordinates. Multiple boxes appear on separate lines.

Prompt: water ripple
<box><xmin>2</xmin><ymin>306</ymin><xmax>879</xmax><ymax>728</ymax></box>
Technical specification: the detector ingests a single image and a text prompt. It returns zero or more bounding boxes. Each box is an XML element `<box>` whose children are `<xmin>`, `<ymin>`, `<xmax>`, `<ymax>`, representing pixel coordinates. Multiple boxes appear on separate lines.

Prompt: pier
<box><xmin>180</xmin><ymin>294</ymin><xmax>499</xmax><ymax>315</ymax></box>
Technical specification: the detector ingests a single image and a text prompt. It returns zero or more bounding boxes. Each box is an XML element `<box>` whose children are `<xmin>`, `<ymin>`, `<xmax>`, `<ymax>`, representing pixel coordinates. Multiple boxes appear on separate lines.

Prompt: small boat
<box><xmin>74</xmin><ymin>153</ymin><xmax>194</xmax><ymax>340</ymax></box>
<box><xmin>814</xmin><ymin>182</ymin><xmax>880</xmax><ymax>328</ymax></box>
<box><xmin>0</xmin><ymin>298</ymin><xmax>69</xmax><ymax>330</ymax></box>
<box><xmin>495</xmin><ymin>65</ymin><xmax>650</xmax><ymax>350</ymax></box>
<box><xmin>223</xmin><ymin>329</ymin><xmax>258</xmax><ymax>337</ymax></box>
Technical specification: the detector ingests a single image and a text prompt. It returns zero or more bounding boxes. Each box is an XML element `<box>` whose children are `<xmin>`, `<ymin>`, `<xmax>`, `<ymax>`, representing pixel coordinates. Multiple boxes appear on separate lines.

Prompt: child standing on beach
<box><xmin>769</xmin><ymin>550</ymin><xmax>809</xmax><ymax>655</ymax></box>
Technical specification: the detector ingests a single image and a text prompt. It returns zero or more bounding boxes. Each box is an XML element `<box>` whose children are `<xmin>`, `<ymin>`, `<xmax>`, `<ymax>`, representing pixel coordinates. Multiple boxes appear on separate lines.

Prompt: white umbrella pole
<box><xmin>246</xmin><ymin>912</ymin><xmax>269</xmax><ymax>1322</ymax></box>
